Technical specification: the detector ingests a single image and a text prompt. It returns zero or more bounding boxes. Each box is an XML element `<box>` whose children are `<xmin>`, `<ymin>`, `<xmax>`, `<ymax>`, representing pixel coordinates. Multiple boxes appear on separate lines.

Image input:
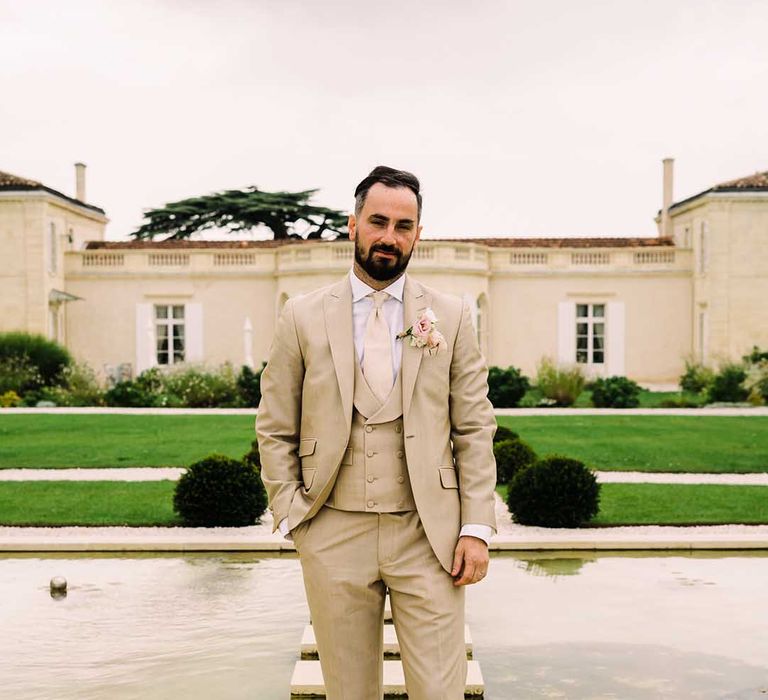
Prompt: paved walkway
<box><xmin>3</xmin><ymin>406</ymin><xmax>768</xmax><ymax>416</ymax></box>
<box><xmin>1</xmin><ymin>467</ymin><xmax>767</xmax><ymax>485</ymax></box>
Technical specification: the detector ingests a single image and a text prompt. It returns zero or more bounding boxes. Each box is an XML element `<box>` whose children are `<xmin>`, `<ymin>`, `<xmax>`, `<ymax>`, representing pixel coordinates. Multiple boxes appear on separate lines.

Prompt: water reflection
<box><xmin>0</xmin><ymin>551</ymin><xmax>766</xmax><ymax>699</ymax></box>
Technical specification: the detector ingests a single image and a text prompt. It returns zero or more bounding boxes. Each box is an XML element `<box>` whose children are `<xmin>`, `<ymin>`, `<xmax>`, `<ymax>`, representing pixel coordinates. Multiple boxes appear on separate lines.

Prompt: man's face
<box><xmin>349</xmin><ymin>182</ymin><xmax>422</xmax><ymax>282</ymax></box>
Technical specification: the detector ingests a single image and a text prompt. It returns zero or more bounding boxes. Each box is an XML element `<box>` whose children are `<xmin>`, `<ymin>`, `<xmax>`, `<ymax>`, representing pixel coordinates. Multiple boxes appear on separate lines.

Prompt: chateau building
<box><xmin>1</xmin><ymin>161</ymin><xmax>767</xmax><ymax>388</ymax></box>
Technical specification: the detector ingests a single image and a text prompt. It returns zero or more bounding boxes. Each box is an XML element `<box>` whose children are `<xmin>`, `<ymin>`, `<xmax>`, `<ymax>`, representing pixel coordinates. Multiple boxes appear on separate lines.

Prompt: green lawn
<box><xmin>0</xmin><ymin>413</ymin><xmax>766</xmax><ymax>472</ymax></box>
<box><xmin>497</xmin><ymin>415</ymin><xmax>768</xmax><ymax>473</ymax></box>
<box><xmin>0</xmin><ymin>414</ymin><xmax>257</xmax><ymax>468</ymax></box>
<box><xmin>520</xmin><ymin>388</ymin><xmax>705</xmax><ymax>409</ymax></box>
<box><xmin>497</xmin><ymin>483</ymin><xmax>768</xmax><ymax>526</ymax></box>
<box><xmin>0</xmin><ymin>481</ymin><xmax>182</xmax><ymax>526</ymax></box>
<box><xmin>2</xmin><ymin>481</ymin><xmax>766</xmax><ymax>527</ymax></box>
<box><xmin>593</xmin><ymin>483</ymin><xmax>768</xmax><ymax>526</ymax></box>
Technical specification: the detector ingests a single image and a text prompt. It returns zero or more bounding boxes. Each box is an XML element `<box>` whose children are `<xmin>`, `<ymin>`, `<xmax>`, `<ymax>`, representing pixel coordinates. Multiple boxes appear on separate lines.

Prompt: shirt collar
<box><xmin>349</xmin><ymin>268</ymin><xmax>405</xmax><ymax>303</ymax></box>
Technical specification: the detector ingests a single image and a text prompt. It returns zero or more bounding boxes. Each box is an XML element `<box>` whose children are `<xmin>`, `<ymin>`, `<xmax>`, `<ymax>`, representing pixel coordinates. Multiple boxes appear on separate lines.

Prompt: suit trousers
<box><xmin>292</xmin><ymin>505</ymin><xmax>467</xmax><ymax>700</ymax></box>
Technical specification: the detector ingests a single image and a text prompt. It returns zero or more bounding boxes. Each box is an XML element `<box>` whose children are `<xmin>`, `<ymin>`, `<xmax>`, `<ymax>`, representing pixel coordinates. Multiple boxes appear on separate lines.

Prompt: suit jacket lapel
<box><xmin>402</xmin><ymin>275</ymin><xmax>431</xmax><ymax>417</ymax></box>
<box><xmin>324</xmin><ymin>276</ymin><xmax>354</xmax><ymax>429</ymax></box>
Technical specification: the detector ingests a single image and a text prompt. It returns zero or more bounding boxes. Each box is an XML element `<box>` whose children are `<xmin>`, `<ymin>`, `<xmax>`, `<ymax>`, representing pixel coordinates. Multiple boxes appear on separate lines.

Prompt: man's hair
<box><xmin>354</xmin><ymin>166</ymin><xmax>422</xmax><ymax>221</ymax></box>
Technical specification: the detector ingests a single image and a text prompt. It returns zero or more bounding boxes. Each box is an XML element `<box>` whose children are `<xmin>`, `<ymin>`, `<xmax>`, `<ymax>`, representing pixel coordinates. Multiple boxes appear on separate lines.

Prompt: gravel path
<box><xmin>2</xmin><ymin>406</ymin><xmax>767</xmax><ymax>416</ymax></box>
<box><xmin>1</xmin><ymin>467</ymin><xmax>767</xmax><ymax>485</ymax></box>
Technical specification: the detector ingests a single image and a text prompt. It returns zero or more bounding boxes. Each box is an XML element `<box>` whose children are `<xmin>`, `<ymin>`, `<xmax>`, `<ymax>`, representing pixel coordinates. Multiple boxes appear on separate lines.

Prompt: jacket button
<box><xmin>396</xmin><ymin>450</ymin><xmax>404</xmax><ymax>459</ymax></box>
<box><xmin>365</xmin><ymin>425</ymin><xmax>374</xmax><ymax>433</ymax></box>
<box><xmin>366</xmin><ymin>449</ymin><xmax>374</xmax><ymax>458</ymax></box>
<box><xmin>367</xmin><ymin>500</ymin><xmax>375</xmax><ymax>508</ymax></box>
<box><xmin>397</xmin><ymin>476</ymin><xmax>405</xmax><ymax>483</ymax></box>
<box><xmin>367</xmin><ymin>475</ymin><xmax>375</xmax><ymax>483</ymax></box>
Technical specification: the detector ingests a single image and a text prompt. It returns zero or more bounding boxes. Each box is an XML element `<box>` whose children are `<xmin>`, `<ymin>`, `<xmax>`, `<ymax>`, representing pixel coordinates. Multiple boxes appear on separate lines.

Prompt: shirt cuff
<box><xmin>278</xmin><ymin>517</ymin><xmax>293</xmax><ymax>541</ymax></box>
<box><xmin>459</xmin><ymin>524</ymin><xmax>493</xmax><ymax>545</ymax></box>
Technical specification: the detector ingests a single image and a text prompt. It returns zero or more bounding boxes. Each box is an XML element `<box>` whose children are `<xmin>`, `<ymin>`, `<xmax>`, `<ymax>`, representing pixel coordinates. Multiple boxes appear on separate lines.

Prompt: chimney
<box><xmin>661</xmin><ymin>157</ymin><xmax>674</xmax><ymax>238</ymax></box>
<box><xmin>74</xmin><ymin>162</ymin><xmax>86</xmax><ymax>202</ymax></box>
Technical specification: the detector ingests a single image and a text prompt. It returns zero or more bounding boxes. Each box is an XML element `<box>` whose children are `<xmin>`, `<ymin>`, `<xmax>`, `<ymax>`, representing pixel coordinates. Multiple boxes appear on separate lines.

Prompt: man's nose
<box><xmin>380</xmin><ymin>224</ymin><xmax>398</xmax><ymax>244</ymax></box>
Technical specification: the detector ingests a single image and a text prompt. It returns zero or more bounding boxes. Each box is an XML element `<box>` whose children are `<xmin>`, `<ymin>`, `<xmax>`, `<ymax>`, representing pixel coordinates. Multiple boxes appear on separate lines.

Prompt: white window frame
<box><xmin>154</xmin><ymin>303</ymin><xmax>186</xmax><ymax>366</ymax></box>
<box><xmin>575</xmin><ymin>303</ymin><xmax>606</xmax><ymax>365</ymax></box>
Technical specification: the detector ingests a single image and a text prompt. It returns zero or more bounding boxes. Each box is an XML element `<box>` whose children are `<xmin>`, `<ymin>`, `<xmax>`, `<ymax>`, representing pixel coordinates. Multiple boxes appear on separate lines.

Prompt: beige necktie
<box><xmin>363</xmin><ymin>291</ymin><xmax>393</xmax><ymax>402</ymax></box>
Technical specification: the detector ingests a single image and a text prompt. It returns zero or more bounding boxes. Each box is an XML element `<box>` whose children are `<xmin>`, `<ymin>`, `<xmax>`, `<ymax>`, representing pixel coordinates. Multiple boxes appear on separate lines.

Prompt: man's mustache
<box><xmin>370</xmin><ymin>244</ymin><xmax>400</xmax><ymax>257</ymax></box>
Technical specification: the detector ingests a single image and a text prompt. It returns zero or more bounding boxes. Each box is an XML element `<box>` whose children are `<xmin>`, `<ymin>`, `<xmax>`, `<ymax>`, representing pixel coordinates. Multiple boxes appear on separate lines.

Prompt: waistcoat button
<box><xmin>396</xmin><ymin>450</ymin><xmax>404</xmax><ymax>459</ymax></box>
<box><xmin>366</xmin><ymin>449</ymin><xmax>374</xmax><ymax>458</ymax></box>
<box><xmin>397</xmin><ymin>476</ymin><xmax>405</xmax><ymax>483</ymax></box>
<box><xmin>395</xmin><ymin>425</ymin><xmax>402</xmax><ymax>433</ymax></box>
<box><xmin>365</xmin><ymin>425</ymin><xmax>374</xmax><ymax>433</ymax></box>
<box><xmin>367</xmin><ymin>475</ymin><xmax>375</xmax><ymax>483</ymax></box>
<box><xmin>367</xmin><ymin>500</ymin><xmax>375</xmax><ymax>508</ymax></box>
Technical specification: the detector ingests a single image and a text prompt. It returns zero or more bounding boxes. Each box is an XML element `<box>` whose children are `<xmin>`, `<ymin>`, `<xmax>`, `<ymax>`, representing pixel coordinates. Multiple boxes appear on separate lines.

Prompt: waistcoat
<box><xmin>325</xmin><ymin>354</ymin><xmax>416</xmax><ymax>512</ymax></box>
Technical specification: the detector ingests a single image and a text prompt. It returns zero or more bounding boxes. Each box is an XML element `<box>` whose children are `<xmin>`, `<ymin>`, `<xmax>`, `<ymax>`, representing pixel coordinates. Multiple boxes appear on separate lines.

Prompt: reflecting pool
<box><xmin>1</xmin><ymin>551</ymin><xmax>766</xmax><ymax>699</ymax></box>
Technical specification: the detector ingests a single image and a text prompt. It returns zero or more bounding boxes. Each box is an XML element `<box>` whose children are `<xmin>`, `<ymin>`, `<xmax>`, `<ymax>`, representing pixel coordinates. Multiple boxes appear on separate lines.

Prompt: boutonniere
<box><xmin>397</xmin><ymin>307</ymin><xmax>447</xmax><ymax>355</ymax></box>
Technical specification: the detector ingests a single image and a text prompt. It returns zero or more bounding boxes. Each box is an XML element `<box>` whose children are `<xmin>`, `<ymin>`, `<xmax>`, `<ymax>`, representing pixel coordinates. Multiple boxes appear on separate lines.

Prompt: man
<box><xmin>256</xmin><ymin>166</ymin><xmax>497</xmax><ymax>699</ymax></box>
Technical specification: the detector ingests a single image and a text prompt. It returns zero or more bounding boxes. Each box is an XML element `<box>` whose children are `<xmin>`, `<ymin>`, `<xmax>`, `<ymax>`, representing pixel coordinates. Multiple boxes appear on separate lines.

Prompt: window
<box><xmin>699</xmin><ymin>222</ymin><xmax>708</xmax><ymax>274</ymax></box>
<box><xmin>576</xmin><ymin>303</ymin><xmax>605</xmax><ymax>364</ymax></box>
<box><xmin>155</xmin><ymin>304</ymin><xmax>185</xmax><ymax>365</ymax></box>
<box><xmin>48</xmin><ymin>223</ymin><xmax>57</xmax><ymax>273</ymax></box>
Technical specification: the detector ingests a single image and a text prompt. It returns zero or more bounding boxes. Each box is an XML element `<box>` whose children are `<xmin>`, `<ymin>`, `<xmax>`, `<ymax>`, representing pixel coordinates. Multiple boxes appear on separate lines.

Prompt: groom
<box><xmin>256</xmin><ymin>166</ymin><xmax>497</xmax><ymax>699</ymax></box>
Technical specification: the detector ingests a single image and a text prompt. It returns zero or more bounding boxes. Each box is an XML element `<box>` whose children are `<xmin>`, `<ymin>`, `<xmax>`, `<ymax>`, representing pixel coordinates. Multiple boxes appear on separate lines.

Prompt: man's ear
<box><xmin>415</xmin><ymin>223</ymin><xmax>423</xmax><ymax>244</ymax></box>
<box><xmin>348</xmin><ymin>213</ymin><xmax>356</xmax><ymax>240</ymax></box>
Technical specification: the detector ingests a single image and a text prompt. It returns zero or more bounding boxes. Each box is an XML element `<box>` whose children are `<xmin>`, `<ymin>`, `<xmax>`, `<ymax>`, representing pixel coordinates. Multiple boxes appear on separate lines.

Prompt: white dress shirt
<box><xmin>278</xmin><ymin>269</ymin><xmax>492</xmax><ymax>546</ymax></box>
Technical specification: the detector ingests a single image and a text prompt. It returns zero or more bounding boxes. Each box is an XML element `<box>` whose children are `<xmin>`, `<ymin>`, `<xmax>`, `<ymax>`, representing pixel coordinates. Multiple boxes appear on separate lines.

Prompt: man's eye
<box><xmin>397</xmin><ymin>223</ymin><xmax>412</xmax><ymax>231</ymax></box>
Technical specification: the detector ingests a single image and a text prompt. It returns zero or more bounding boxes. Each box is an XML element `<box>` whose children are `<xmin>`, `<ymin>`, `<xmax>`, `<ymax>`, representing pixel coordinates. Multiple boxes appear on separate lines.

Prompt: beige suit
<box><xmin>256</xmin><ymin>273</ymin><xmax>497</xmax><ymax>698</ymax></box>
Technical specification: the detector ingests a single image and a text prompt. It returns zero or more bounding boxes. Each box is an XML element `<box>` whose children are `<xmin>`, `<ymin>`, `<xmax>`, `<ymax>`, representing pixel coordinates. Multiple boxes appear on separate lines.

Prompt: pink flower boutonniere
<box><xmin>397</xmin><ymin>307</ymin><xmax>447</xmax><ymax>355</ymax></box>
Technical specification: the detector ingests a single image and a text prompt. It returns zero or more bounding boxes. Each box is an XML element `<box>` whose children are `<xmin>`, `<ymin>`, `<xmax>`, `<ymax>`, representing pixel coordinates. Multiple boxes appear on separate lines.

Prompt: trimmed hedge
<box><xmin>173</xmin><ymin>453</ymin><xmax>267</xmax><ymax>526</ymax></box>
<box><xmin>506</xmin><ymin>455</ymin><xmax>600</xmax><ymax>528</ymax></box>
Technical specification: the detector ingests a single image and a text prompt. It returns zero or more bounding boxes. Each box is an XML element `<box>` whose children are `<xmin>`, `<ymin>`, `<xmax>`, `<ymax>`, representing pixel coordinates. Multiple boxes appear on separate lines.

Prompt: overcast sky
<box><xmin>2</xmin><ymin>0</ymin><xmax>767</xmax><ymax>241</ymax></box>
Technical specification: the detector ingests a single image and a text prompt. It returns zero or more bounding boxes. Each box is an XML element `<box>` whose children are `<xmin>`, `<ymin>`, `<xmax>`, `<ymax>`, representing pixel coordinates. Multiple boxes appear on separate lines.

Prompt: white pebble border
<box><xmin>1</xmin><ymin>468</ymin><xmax>767</xmax><ymax>485</ymax></box>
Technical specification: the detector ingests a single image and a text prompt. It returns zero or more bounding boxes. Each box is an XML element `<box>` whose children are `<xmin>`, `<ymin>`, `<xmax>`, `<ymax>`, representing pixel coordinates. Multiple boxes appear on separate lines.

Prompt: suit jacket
<box><xmin>255</xmin><ymin>273</ymin><xmax>497</xmax><ymax>572</ymax></box>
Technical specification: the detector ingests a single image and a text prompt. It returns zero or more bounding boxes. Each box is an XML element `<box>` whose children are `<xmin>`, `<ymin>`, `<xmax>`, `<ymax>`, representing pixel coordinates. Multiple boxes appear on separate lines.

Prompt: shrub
<box><xmin>43</xmin><ymin>361</ymin><xmax>105</xmax><ymax>407</ymax></box>
<box><xmin>1</xmin><ymin>390</ymin><xmax>21</xmax><ymax>407</ymax></box>
<box><xmin>173</xmin><ymin>453</ymin><xmax>267</xmax><ymax>526</ymax></box>
<box><xmin>0</xmin><ymin>354</ymin><xmax>43</xmax><ymax>396</ymax></box>
<box><xmin>706</xmin><ymin>363</ymin><xmax>749</xmax><ymax>403</ymax></box>
<box><xmin>744</xmin><ymin>359</ymin><xmax>768</xmax><ymax>405</ymax></box>
<box><xmin>506</xmin><ymin>455</ymin><xmax>600</xmax><ymax>528</ymax></box>
<box><xmin>162</xmin><ymin>363</ymin><xmax>239</xmax><ymax>408</ymax></box>
<box><xmin>237</xmin><ymin>363</ymin><xmax>266</xmax><ymax>408</ymax></box>
<box><xmin>679</xmin><ymin>358</ymin><xmax>715</xmax><ymax>394</ymax></box>
<box><xmin>590</xmin><ymin>376</ymin><xmax>642</xmax><ymax>408</ymax></box>
<box><xmin>493</xmin><ymin>425</ymin><xmax>520</xmax><ymax>444</ymax></box>
<box><xmin>242</xmin><ymin>438</ymin><xmax>261</xmax><ymax>471</ymax></box>
<box><xmin>104</xmin><ymin>379</ymin><xmax>156</xmax><ymax>407</ymax></box>
<box><xmin>487</xmin><ymin>366</ymin><xmax>530</xmax><ymax>408</ymax></box>
<box><xmin>743</xmin><ymin>346</ymin><xmax>768</xmax><ymax>364</ymax></box>
<box><xmin>494</xmin><ymin>438</ymin><xmax>537</xmax><ymax>484</ymax></box>
<box><xmin>535</xmin><ymin>357</ymin><xmax>585</xmax><ymax>407</ymax></box>
<box><xmin>659</xmin><ymin>396</ymin><xmax>702</xmax><ymax>408</ymax></box>
<box><xmin>0</xmin><ymin>332</ymin><xmax>72</xmax><ymax>387</ymax></box>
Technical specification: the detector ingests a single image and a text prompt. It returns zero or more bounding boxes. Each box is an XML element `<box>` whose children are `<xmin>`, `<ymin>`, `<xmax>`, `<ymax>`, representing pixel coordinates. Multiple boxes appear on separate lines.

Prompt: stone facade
<box><xmin>1</xmin><ymin>164</ymin><xmax>767</xmax><ymax>388</ymax></box>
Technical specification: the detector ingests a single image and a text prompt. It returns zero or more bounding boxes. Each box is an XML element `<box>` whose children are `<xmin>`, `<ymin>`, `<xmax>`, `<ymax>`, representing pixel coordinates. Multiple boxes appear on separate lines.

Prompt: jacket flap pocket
<box><xmin>302</xmin><ymin>467</ymin><xmax>316</xmax><ymax>490</ymax></box>
<box><xmin>439</xmin><ymin>467</ymin><xmax>458</xmax><ymax>489</ymax></box>
<box><xmin>298</xmin><ymin>438</ymin><xmax>317</xmax><ymax>457</ymax></box>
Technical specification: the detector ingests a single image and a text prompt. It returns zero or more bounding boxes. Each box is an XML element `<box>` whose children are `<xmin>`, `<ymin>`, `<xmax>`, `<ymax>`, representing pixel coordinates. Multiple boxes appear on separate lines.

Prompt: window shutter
<box><xmin>557</xmin><ymin>301</ymin><xmax>575</xmax><ymax>364</ymax></box>
<box><xmin>185</xmin><ymin>302</ymin><xmax>204</xmax><ymax>363</ymax></box>
<box><xmin>606</xmin><ymin>301</ymin><xmax>625</xmax><ymax>376</ymax></box>
<box><xmin>135</xmin><ymin>303</ymin><xmax>154</xmax><ymax>374</ymax></box>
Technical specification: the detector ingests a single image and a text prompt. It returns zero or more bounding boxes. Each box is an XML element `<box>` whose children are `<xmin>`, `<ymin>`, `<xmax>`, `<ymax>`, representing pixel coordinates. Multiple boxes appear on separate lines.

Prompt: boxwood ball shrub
<box><xmin>494</xmin><ymin>438</ymin><xmax>537</xmax><ymax>484</ymax></box>
<box><xmin>173</xmin><ymin>454</ymin><xmax>267</xmax><ymax>526</ymax></box>
<box><xmin>493</xmin><ymin>425</ymin><xmax>520</xmax><ymax>444</ymax></box>
<box><xmin>506</xmin><ymin>455</ymin><xmax>600</xmax><ymax>528</ymax></box>
<box><xmin>590</xmin><ymin>375</ymin><xmax>642</xmax><ymax>408</ymax></box>
<box><xmin>487</xmin><ymin>366</ymin><xmax>530</xmax><ymax>408</ymax></box>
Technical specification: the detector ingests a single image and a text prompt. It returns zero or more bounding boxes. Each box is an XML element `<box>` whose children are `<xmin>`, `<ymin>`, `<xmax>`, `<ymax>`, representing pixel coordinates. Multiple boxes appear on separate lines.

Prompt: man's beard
<box><xmin>354</xmin><ymin>239</ymin><xmax>413</xmax><ymax>281</ymax></box>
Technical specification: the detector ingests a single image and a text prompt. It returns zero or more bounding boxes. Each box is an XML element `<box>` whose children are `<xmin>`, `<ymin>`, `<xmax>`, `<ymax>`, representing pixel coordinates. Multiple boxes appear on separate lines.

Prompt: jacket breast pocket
<box><xmin>439</xmin><ymin>467</ymin><xmax>459</xmax><ymax>489</ymax></box>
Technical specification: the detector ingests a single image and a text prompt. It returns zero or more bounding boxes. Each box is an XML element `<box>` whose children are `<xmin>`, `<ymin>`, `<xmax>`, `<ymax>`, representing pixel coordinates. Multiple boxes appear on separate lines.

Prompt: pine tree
<box><xmin>131</xmin><ymin>187</ymin><xmax>348</xmax><ymax>240</ymax></box>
